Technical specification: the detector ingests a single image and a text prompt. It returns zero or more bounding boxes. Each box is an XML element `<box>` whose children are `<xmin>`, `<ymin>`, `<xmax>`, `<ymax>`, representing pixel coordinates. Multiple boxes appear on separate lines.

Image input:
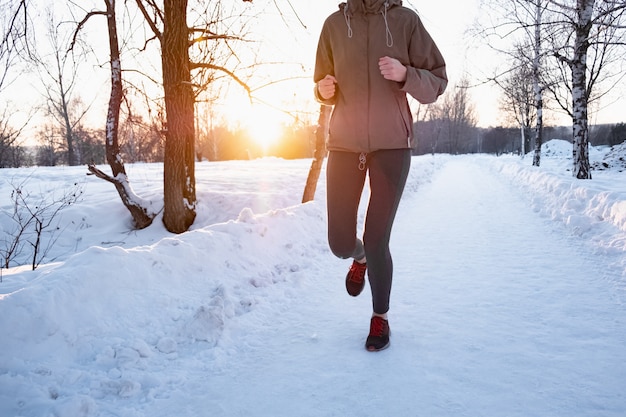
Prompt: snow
<box><xmin>1</xmin><ymin>140</ymin><xmax>626</xmax><ymax>417</ymax></box>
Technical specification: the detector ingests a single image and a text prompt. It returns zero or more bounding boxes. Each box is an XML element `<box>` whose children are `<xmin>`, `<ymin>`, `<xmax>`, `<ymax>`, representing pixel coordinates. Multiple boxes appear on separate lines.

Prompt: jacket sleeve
<box><xmin>401</xmin><ymin>17</ymin><xmax>448</xmax><ymax>104</ymax></box>
<box><xmin>313</xmin><ymin>19</ymin><xmax>337</xmax><ymax>106</ymax></box>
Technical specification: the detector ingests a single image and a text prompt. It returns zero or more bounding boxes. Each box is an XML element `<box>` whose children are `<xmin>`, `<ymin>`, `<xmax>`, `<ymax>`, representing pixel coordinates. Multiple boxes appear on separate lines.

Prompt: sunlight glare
<box><xmin>244</xmin><ymin>105</ymin><xmax>285</xmax><ymax>151</ymax></box>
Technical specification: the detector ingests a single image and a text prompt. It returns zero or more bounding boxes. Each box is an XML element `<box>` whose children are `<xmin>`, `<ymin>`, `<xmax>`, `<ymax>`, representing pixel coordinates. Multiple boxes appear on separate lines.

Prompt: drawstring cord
<box><xmin>382</xmin><ymin>2</ymin><xmax>393</xmax><ymax>47</ymax></box>
<box><xmin>344</xmin><ymin>6</ymin><xmax>353</xmax><ymax>39</ymax></box>
<box><xmin>343</xmin><ymin>2</ymin><xmax>393</xmax><ymax>47</ymax></box>
<box><xmin>358</xmin><ymin>152</ymin><xmax>367</xmax><ymax>171</ymax></box>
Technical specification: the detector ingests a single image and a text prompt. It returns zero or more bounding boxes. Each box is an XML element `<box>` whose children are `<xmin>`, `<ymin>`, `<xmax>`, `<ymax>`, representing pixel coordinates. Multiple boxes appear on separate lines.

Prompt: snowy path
<box><xmin>2</xmin><ymin>156</ymin><xmax>626</xmax><ymax>417</ymax></box>
<box><xmin>177</xmin><ymin>158</ymin><xmax>626</xmax><ymax>417</ymax></box>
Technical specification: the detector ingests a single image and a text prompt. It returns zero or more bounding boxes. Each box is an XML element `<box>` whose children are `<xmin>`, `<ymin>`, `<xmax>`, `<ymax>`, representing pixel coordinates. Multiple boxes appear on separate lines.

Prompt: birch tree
<box><xmin>549</xmin><ymin>0</ymin><xmax>626</xmax><ymax>179</ymax></box>
<box><xmin>531</xmin><ymin>0</ymin><xmax>546</xmax><ymax>167</ymax></box>
<box><xmin>477</xmin><ymin>0</ymin><xmax>549</xmax><ymax>166</ymax></box>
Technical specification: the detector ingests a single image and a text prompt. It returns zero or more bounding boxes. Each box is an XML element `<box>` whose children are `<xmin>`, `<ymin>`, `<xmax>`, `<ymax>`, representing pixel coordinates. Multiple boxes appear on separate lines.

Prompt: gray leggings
<box><xmin>326</xmin><ymin>149</ymin><xmax>411</xmax><ymax>314</ymax></box>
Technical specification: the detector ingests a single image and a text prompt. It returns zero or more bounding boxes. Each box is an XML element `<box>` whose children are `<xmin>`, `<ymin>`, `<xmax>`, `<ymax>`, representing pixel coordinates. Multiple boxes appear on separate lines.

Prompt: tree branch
<box><xmin>189</xmin><ymin>62</ymin><xmax>251</xmax><ymax>95</ymax></box>
<box><xmin>135</xmin><ymin>0</ymin><xmax>162</xmax><ymax>42</ymax></box>
<box><xmin>69</xmin><ymin>10</ymin><xmax>106</xmax><ymax>53</ymax></box>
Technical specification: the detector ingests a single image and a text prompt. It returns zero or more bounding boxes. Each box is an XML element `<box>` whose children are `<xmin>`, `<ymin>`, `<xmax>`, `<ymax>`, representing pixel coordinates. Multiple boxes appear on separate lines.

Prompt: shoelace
<box><xmin>369</xmin><ymin>317</ymin><xmax>387</xmax><ymax>337</ymax></box>
<box><xmin>348</xmin><ymin>262</ymin><xmax>366</xmax><ymax>282</ymax></box>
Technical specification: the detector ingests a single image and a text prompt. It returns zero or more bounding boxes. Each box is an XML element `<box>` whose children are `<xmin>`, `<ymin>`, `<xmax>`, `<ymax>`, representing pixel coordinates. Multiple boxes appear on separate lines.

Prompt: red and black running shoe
<box><xmin>345</xmin><ymin>260</ymin><xmax>367</xmax><ymax>297</ymax></box>
<box><xmin>365</xmin><ymin>316</ymin><xmax>390</xmax><ymax>352</ymax></box>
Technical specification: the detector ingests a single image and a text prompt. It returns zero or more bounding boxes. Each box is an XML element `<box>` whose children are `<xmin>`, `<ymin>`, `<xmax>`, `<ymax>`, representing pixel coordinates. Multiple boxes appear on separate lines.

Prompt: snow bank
<box><xmin>489</xmin><ymin>140</ymin><xmax>626</xmax><ymax>254</ymax></box>
<box><xmin>0</xmin><ymin>201</ymin><xmax>328</xmax><ymax>417</ymax></box>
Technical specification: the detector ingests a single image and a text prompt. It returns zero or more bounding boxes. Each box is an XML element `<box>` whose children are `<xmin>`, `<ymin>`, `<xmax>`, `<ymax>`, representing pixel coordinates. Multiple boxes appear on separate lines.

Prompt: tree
<box><xmin>549</xmin><ymin>0</ymin><xmax>626</xmax><ymax>179</ymax></box>
<box><xmin>36</xmin><ymin>8</ymin><xmax>91</xmax><ymax>167</ymax></box>
<box><xmin>0</xmin><ymin>0</ymin><xmax>27</xmax><ymax>93</ymax></box>
<box><xmin>499</xmin><ymin>49</ymin><xmax>536</xmax><ymax>155</ymax></box>
<box><xmin>135</xmin><ymin>0</ymin><xmax>255</xmax><ymax>233</ymax></box>
<box><xmin>530</xmin><ymin>0</ymin><xmax>546</xmax><ymax>167</ymax></box>
<box><xmin>159</xmin><ymin>0</ymin><xmax>197</xmax><ymax>233</ymax></box>
<box><xmin>74</xmin><ymin>0</ymin><xmax>157</xmax><ymax>229</ymax></box>
<box><xmin>608</xmin><ymin>123</ymin><xmax>626</xmax><ymax>146</ymax></box>
<box><xmin>302</xmin><ymin>105</ymin><xmax>330</xmax><ymax>203</ymax></box>
<box><xmin>119</xmin><ymin>111</ymin><xmax>165</xmax><ymax>163</ymax></box>
<box><xmin>427</xmin><ymin>77</ymin><xmax>477</xmax><ymax>154</ymax></box>
<box><xmin>1</xmin><ymin>0</ymin><xmax>31</xmax><ymax>168</ymax></box>
<box><xmin>477</xmin><ymin>0</ymin><xmax>550</xmax><ymax>165</ymax></box>
<box><xmin>0</xmin><ymin>106</ymin><xmax>27</xmax><ymax>167</ymax></box>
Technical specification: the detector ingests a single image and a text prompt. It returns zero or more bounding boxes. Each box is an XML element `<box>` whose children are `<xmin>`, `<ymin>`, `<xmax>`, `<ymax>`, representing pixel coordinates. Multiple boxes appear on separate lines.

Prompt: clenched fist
<box><xmin>317</xmin><ymin>74</ymin><xmax>337</xmax><ymax>100</ymax></box>
<box><xmin>379</xmin><ymin>56</ymin><xmax>407</xmax><ymax>82</ymax></box>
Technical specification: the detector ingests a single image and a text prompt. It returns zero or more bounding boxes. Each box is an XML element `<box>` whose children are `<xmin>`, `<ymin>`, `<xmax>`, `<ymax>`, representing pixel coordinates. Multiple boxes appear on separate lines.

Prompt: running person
<box><xmin>314</xmin><ymin>0</ymin><xmax>447</xmax><ymax>351</ymax></box>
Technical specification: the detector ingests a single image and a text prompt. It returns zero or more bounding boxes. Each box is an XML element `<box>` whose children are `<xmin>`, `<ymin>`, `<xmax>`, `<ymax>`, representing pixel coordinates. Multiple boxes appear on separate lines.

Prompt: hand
<box><xmin>317</xmin><ymin>74</ymin><xmax>337</xmax><ymax>99</ymax></box>
<box><xmin>379</xmin><ymin>56</ymin><xmax>407</xmax><ymax>82</ymax></box>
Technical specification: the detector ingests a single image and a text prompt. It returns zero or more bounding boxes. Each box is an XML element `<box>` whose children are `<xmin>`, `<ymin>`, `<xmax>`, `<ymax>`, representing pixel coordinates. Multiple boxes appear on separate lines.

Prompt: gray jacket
<box><xmin>314</xmin><ymin>0</ymin><xmax>448</xmax><ymax>152</ymax></box>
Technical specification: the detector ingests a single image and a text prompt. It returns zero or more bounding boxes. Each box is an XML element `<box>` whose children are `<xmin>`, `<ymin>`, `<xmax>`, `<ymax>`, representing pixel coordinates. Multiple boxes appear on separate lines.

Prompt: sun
<box><xmin>243</xmin><ymin>105</ymin><xmax>286</xmax><ymax>151</ymax></box>
<box><xmin>219</xmin><ymin>94</ymin><xmax>287</xmax><ymax>152</ymax></box>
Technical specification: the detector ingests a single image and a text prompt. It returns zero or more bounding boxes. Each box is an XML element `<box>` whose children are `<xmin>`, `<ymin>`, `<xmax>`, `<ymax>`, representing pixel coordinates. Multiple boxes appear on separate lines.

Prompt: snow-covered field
<box><xmin>1</xmin><ymin>140</ymin><xmax>625</xmax><ymax>417</ymax></box>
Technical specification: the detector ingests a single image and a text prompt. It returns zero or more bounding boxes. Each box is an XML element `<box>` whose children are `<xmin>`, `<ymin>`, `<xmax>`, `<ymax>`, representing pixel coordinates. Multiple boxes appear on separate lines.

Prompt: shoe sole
<box><xmin>366</xmin><ymin>341</ymin><xmax>390</xmax><ymax>352</ymax></box>
<box><xmin>346</xmin><ymin>286</ymin><xmax>365</xmax><ymax>297</ymax></box>
<box><xmin>365</xmin><ymin>331</ymin><xmax>391</xmax><ymax>352</ymax></box>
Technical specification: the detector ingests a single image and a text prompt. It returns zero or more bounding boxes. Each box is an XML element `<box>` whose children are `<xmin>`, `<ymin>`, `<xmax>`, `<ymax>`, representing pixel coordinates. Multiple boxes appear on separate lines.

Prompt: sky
<box><xmin>3</xmin><ymin>0</ymin><xmax>625</xmax><ymax>147</ymax></box>
<box><xmin>190</xmin><ymin>0</ymin><xmax>626</xmax><ymax>137</ymax></box>
<box><xmin>1</xmin><ymin>140</ymin><xmax>626</xmax><ymax>415</ymax></box>
<box><xmin>233</xmin><ymin>0</ymin><xmax>488</xmax><ymax>133</ymax></box>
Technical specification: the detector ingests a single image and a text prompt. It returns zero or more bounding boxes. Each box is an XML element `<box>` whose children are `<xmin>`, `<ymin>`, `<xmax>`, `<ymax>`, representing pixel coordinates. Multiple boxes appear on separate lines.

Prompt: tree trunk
<box><xmin>64</xmin><ymin>114</ymin><xmax>77</xmax><ymax>166</ymax></box>
<box><xmin>532</xmin><ymin>0</ymin><xmax>544</xmax><ymax>167</ymax></box>
<box><xmin>302</xmin><ymin>105</ymin><xmax>331</xmax><ymax>203</ymax></box>
<box><xmin>87</xmin><ymin>0</ymin><xmax>155</xmax><ymax>229</ymax></box>
<box><xmin>162</xmin><ymin>0</ymin><xmax>197</xmax><ymax>233</ymax></box>
<box><xmin>571</xmin><ymin>0</ymin><xmax>593</xmax><ymax>179</ymax></box>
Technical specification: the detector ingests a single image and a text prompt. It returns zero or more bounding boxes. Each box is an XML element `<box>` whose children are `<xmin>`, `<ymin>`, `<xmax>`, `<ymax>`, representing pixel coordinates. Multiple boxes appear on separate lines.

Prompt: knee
<box><xmin>328</xmin><ymin>240</ymin><xmax>354</xmax><ymax>259</ymax></box>
<box><xmin>329</xmin><ymin>236</ymin><xmax>364</xmax><ymax>260</ymax></box>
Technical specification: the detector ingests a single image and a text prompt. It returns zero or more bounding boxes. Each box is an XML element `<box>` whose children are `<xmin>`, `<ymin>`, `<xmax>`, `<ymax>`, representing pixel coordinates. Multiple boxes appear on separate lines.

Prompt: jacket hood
<box><xmin>343</xmin><ymin>0</ymin><xmax>402</xmax><ymax>15</ymax></box>
<box><xmin>340</xmin><ymin>0</ymin><xmax>402</xmax><ymax>47</ymax></box>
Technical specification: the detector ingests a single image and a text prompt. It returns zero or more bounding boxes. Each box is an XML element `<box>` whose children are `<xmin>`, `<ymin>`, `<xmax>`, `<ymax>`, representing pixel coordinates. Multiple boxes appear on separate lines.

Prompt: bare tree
<box><xmin>73</xmin><ymin>0</ymin><xmax>157</xmax><ymax>229</ymax></box>
<box><xmin>302</xmin><ymin>105</ymin><xmax>330</xmax><ymax>203</ymax></box>
<box><xmin>134</xmin><ymin>0</ymin><xmax>257</xmax><ymax>233</ymax></box>
<box><xmin>119</xmin><ymin>111</ymin><xmax>165</xmax><ymax>163</ymax></box>
<box><xmin>195</xmin><ymin>101</ymin><xmax>222</xmax><ymax>162</ymax></box>
<box><xmin>427</xmin><ymin>77</ymin><xmax>477</xmax><ymax>154</ymax></box>
<box><xmin>476</xmin><ymin>0</ymin><xmax>550</xmax><ymax>165</ymax></box>
<box><xmin>159</xmin><ymin>0</ymin><xmax>197</xmax><ymax>233</ymax></box>
<box><xmin>530</xmin><ymin>0</ymin><xmax>547</xmax><ymax>167</ymax></box>
<box><xmin>549</xmin><ymin>0</ymin><xmax>626</xmax><ymax>179</ymax></box>
<box><xmin>35</xmin><ymin>8</ymin><xmax>92</xmax><ymax>167</ymax></box>
<box><xmin>0</xmin><ymin>0</ymin><xmax>27</xmax><ymax>92</ymax></box>
<box><xmin>1</xmin><ymin>0</ymin><xmax>32</xmax><ymax>167</ymax></box>
<box><xmin>0</xmin><ymin>105</ymin><xmax>28</xmax><ymax>167</ymax></box>
<box><xmin>499</xmin><ymin>49</ymin><xmax>536</xmax><ymax>155</ymax></box>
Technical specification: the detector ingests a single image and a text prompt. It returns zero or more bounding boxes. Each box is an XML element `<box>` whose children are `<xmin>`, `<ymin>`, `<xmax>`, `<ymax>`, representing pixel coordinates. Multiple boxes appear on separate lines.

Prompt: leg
<box><xmin>363</xmin><ymin>149</ymin><xmax>411</xmax><ymax>315</ymax></box>
<box><xmin>326</xmin><ymin>151</ymin><xmax>367</xmax><ymax>260</ymax></box>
